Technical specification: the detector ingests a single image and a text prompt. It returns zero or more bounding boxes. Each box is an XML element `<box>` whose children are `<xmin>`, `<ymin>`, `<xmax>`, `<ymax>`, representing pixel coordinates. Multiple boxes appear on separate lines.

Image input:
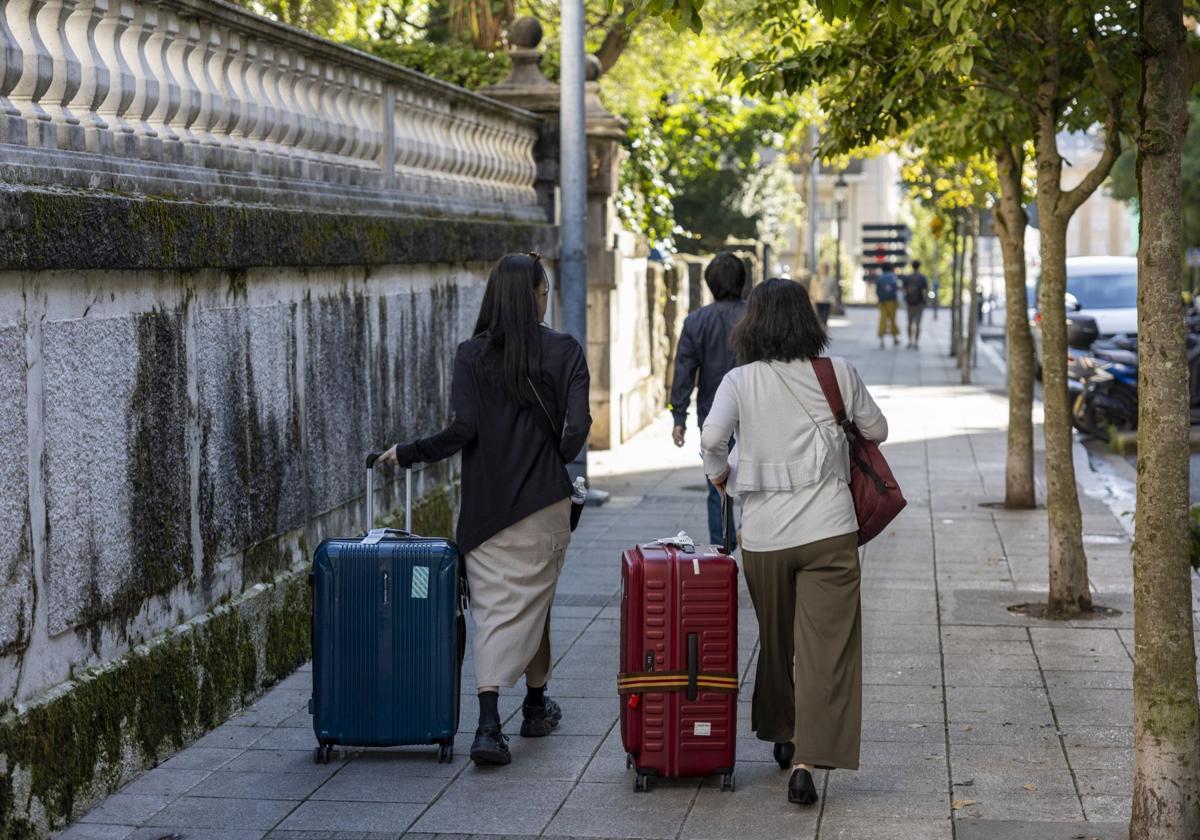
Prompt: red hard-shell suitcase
<box><xmin>618</xmin><ymin>538</ymin><xmax>739</xmax><ymax>793</ymax></box>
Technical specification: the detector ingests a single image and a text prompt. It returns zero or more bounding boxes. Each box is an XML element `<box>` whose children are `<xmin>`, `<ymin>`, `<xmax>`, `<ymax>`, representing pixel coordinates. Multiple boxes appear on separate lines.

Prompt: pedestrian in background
<box><xmin>379</xmin><ymin>253</ymin><xmax>591</xmax><ymax>768</ymax></box>
<box><xmin>903</xmin><ymin>260</ymin><xmax>930</xmax><ymax>349</ymax></box>
<box><xmin>669</xmin><ymin>252</ymin><xmax>746</xmax><ymax>549</ymax></box>
<box><xmin>875</xmin><ymin>265</ymin><xmax>901</xmax><ymax>348</ymax></box>
<box><xmin>702</xmin><ymin>278</ymin><xmax>888</xmax><ymax>807</ymax></box>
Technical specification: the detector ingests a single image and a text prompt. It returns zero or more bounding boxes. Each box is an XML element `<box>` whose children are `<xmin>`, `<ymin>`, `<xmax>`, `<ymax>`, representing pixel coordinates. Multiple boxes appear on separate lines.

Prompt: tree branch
<box><xmin>595</xmin><ymin>1</ymin><xmax>638</xmax><ymax>74</ymax></box>
<box><xmin>1060</xmin><ymin>22</ymin><xmax>1125</xmax><ymax>215</ymax></box>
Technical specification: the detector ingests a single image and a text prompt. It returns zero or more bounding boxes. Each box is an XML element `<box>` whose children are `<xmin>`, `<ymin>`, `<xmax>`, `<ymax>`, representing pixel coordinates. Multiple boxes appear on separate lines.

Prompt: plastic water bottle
<box><xmin>571</xmin><ymin>476</ymin><xmax>588</xmax><ymax>505</ymax></box>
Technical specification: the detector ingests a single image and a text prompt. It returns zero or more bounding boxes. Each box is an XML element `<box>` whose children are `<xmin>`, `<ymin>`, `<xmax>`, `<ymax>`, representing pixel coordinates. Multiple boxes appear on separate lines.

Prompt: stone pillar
<box><xmin>581</xmin><ymin>55</ymin><xmax>628</xmax><ymax>449</ymax></box>
<box><xmin>479</xmin><ymin>17</ymin><xmax>559</xmax><ymax>223</ymax></box>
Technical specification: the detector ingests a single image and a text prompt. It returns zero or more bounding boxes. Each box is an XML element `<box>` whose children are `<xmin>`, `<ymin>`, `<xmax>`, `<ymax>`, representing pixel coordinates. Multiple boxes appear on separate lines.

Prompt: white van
<box><xmin>1033</xmin><ymin>255</ymin><xmax>1137</xmax><ymax>369</ymax></box>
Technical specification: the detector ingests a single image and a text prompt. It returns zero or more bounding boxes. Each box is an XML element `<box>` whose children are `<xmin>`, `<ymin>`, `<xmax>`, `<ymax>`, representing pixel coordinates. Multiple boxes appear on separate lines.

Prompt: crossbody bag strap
<box><xmin>525</xmin><ymin>376</ymin><xmax>566</xmax><ymax>465</ymax></box>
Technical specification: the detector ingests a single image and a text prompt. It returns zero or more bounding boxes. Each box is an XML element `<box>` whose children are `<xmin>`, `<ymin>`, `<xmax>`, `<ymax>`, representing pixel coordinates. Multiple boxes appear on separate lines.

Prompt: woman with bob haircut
<box><xmin>701</xmin><ymin>278</ymin><xmax>887</xmax><ymax>806</ymax></box>
<box><xmin>378</xmin><ymin>253</ymin><xmax>591</xmax><ymax>767</ymax></box>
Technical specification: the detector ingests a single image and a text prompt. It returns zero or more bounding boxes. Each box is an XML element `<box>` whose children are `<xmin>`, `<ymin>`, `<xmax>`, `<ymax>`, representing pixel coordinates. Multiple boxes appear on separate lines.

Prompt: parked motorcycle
<box><xmin>1066</xmin><ymin>309</ymin><xmax>1200</xmax><ymax>441</ymax></box>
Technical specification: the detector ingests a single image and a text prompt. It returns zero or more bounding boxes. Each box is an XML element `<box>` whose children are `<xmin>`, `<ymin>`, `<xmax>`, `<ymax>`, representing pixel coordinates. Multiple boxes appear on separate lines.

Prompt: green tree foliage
<box><xmin>1110</xmin><ymin>95</ymin><xmax>1200</xmax><ymax>255</ymax></box>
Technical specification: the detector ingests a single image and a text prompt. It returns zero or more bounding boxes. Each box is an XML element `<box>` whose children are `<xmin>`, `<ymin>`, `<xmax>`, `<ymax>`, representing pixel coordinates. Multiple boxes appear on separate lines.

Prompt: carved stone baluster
<box><xmin>228</xmin><ymin>36</ymin><xmax>259</xmax><ymax>170</ymax></box>
<box><xmin>145</xmin><ymin>10</ymin><xmax>180</xmax><ymax>162</ymax></box>
<box><xmin>288</xmin><ymin>52</ymin><xmax>313</xmax><ymax>176</ymax></box>
<box><xmin>186</xmin><ymin>19</ymin><xmax>218</xmax><ymax>152</ymax></box>
<box><xmin>93</xmin><ymin>0</ymin><xmax>135</xmax><ymax>155</ymax></box>
<box><xmin>37</xmin><ymin>0</ymin><xmax>85</xmax><ymax>151</ymax></box>
<box><xmin>251</xmin><ymin>41</ymin><xmax>280</xmax><ymax>175</ymax></box>
<box><xmin>273</xmin><ymin>47</ymin><xmax>302</xmax><ymax>177</ymax></box>
<box><xmin>122</xmin><ymin>2</ymin><xmax>161</xmax><ymax>160</ymax></box>
<box><xmin>339</xmin><ymin>68</ymin><xmax>361</xmax><ymax>165</ymax></box>
<box><xmin>209</xmin><ymin>26</ymin><xmax>237</xmax><ymax>164</ymax></box>
<box><xmin>392</xmin><ymin>87</ymin><xmax>416</xmax><ymax>190</ymax></box>
<box><xmin>8</xmin><ymin>0</ymin><xmax>54</xmax><ymax>147</ymax></box>
<box><xmin>169</xmin><ymin>15</ymin><xmax>202</xmax><ymax>163</ymax></box>
<box><xmin>304</xmin><ymin>59</ymin><xmax>328</xmax><ymax>175</ymax></box>
<box><xmin>326</xmin><ymin>65</ymin><xmax>349</xmax><ymax>161</ymax></box>
<box><xmin>217</xmin><ymin>29</ymin><xmax>247</xmax><ymax>170</ymax></box>
<box><xmin>477</xmin><ymin>118</ymin><xmax>499</xmax><ymax>190</ymax></box>
<box><xmin>364</xmin><ymin>76</ymin><xmax>384</xmax><ymax>168</ymax></box>
<box><xmin>63</xmin><ymin>0</ymin><xmax>109</xmax><ymax>152</ymax></box>
<box><xmin>0</xmin><ymin>0</ymin><xmax>26</xmax><ymax>143</ymax></box>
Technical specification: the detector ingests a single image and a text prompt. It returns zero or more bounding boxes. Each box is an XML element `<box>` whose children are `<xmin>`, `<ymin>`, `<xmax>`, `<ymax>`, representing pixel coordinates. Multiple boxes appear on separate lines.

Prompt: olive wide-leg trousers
<box><xmin>741</xmin><ymin>532</ymin><xmax>863</xmax><ymax>770</ymax></box>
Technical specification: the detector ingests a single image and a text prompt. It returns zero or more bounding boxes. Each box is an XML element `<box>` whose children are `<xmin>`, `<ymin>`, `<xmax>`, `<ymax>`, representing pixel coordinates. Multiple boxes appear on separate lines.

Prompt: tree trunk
<box><xmin>962</xmin><ymin>210</ymin><xmax>980</xmax><ymax>385</ymax></box>
<box><xmin>994</xmin><ymin>145</ymin><xmax>1037</xmax><ymax>510</ymax></box>
<box><xmin>1035</xmin><ymin>208</ymin><xmax>1092</xmax><ymax>615</ymax></box>
<box><xmin>1129</xmin><ymin>0</ymin><xmax>1200</xmax><ymax>836</ymax></box>
<box><xmin>950</xmin><ymin>215</ymin><xmax>962</xmax><ymax>357</ymax></box>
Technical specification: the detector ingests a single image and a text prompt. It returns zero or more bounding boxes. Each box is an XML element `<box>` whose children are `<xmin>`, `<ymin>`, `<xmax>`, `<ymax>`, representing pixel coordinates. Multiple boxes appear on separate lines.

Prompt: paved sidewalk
<box><xmin>62</xmin><ymin>307</ymin><xmax>1146</xmax><ymax>840</ymax></box>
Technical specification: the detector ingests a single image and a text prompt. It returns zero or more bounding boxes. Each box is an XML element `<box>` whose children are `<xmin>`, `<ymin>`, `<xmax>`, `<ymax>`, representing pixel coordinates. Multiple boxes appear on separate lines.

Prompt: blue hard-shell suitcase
<box><xmin>308</xmin><ymin>457</ymin><xmax>466</xmax><ymax>764</ymax></box>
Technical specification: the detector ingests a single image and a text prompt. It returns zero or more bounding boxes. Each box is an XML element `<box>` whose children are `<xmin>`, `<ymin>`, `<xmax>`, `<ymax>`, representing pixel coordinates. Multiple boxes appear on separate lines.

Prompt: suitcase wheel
<box><xmin>438</xmin><ymin>743</ymin><xmax>454</xmax><ymax>763</ymax></box>
<box><xmin>634</xmin><ymin>773</ymin><xmax>649</xmax><ymax>793</ymax></box>
<box><xmin>720</xmin><ymin>772</ymin><xmax>735</xmax><ymax>793</ymax></box>
<box><xmin>313</xmin><ymin>744</ymin><xmax>334</xmax><ymax>765</ymax></box>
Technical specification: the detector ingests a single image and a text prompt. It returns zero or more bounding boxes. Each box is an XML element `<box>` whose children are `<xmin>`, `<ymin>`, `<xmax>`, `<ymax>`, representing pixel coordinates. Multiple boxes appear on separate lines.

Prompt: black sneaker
<box><xmin>520</xmin><ymin>696</ymin><xmax>563</xmax><ymax>737</ymax></box>
<box><xmin>469</xmin><ymin>724</ymin><xmax>511</xmax><ymax>766</ymax></box>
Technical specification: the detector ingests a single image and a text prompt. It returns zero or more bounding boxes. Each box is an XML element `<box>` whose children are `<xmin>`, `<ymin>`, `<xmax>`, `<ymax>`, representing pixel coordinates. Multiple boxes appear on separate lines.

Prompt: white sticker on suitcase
<box><xmin>694</xmin><ymin>722</ymin><xmax>711</xmax><ymax>736</ymax></box>
<box><xmin>411</xmin><ymin>566</ymin><xmax>429</xmax><ymax>599</ymax></box>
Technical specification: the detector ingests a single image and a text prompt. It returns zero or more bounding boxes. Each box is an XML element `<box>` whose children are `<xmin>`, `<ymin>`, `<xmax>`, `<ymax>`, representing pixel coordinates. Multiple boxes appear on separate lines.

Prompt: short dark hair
<box><xmin>731</xmin><ymin>278</ymin><xmax>829</xmax><ymax>364</ymax></box>
<box><xmin>911</xmin><ymin>259</ymin><xmax>922</xmax><ymax>270</ymax></box>
<box><xmin>704</xmin><ymin>252</ymin><xmax>747</xmax><ymax>301</ymax></box>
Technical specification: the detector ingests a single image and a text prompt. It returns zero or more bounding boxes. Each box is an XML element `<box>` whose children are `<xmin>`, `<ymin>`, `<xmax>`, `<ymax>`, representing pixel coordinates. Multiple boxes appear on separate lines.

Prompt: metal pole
<box><xmin>560</xmin><ymin>1</ymin><xmax>587</xmax><ymax>345</ymax></box>
<box><xmin>835</xmin><ymin>199</ymin><xmax>844</xmax><ymax>306</ymax></box>
<box><xmin>808</xmin><ymin>124</ymin><xmax>819</xmax><ymax>276</ymax></box>
<box><xmin>560</xmin><ymin>0</ymin><xmax>588</xmax><ymax>482</ymax></box>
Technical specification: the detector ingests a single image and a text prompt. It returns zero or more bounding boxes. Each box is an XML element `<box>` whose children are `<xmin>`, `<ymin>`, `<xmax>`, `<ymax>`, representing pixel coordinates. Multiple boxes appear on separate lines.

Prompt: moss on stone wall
<box><xmin>1</xmin><ymin>189</ymin><xmax>555</xmax><ymax>271</ymax></box>
<box><xmin>377</xmin><ymin>482</ymin><xmax>459</xmax><ymax>540</ymax></box>
<box><xmin>0</xmin><ymin>569</ymin><xmax>312</xmax><ymax>837</ymax></box>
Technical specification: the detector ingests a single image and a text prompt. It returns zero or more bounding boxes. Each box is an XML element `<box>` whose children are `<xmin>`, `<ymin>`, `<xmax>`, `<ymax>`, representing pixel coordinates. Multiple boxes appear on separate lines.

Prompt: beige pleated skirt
<box><xmin>465</xmin><ymin>497</ymin><xmax>572</xmax><ymax>688</ymax></box>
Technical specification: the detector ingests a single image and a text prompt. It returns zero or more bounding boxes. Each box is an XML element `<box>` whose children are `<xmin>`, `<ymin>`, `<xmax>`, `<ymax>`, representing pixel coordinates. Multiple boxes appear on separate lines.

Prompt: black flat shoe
<box><xmin>773</xmin><ymin>742</ymin><xmax>794</xmax><ymax>770</ymax></box>
<box><xmin>469</xmin><ymin>724</ymin><xmax>511</xmax><ymax>766</ymax></box>
<box><xmin>520</xmin><ymin>696</ymin><xmax>562</xmax><ymax>737</ymax></box>
<box><xmin>788</xmin><ymin>768</ymin><xmax>819</xmax><ymax>806</ymax></box>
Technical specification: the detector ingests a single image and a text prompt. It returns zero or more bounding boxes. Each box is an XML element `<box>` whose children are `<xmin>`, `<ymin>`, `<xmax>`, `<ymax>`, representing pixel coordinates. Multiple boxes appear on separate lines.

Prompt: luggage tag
<box><xmin>648</xmin><ymin>532</ymin><xmax>701</xmax><ymax>574</ymax></box>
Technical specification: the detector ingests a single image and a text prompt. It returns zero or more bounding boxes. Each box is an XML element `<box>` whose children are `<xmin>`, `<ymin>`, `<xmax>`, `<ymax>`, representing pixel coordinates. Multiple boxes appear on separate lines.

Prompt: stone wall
<box><xmin>0</xmin><ymin>1</ymin><xmax>556</xmax><ymax>833</ymax></box>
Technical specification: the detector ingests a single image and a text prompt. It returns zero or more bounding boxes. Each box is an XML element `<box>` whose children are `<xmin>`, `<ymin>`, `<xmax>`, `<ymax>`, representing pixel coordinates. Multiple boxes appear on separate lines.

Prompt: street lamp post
<box><xmin>833</xmin><ymin>173</ymin><xmax>848</xmax><ymax>313</ymax></box>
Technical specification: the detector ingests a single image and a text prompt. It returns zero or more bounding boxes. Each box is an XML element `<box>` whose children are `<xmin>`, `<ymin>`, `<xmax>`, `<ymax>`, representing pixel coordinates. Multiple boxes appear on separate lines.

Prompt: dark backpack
<box><xmin>904</xmin><ymin>275</ymin><xmax>928</xmax><ymax>306</ymax></box>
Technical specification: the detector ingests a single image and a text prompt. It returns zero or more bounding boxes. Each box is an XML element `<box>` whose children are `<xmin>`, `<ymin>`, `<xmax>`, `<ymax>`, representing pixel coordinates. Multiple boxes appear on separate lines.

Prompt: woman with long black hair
<box><xmin>377</xmin><ymin>253</ymin><xmax>591</xmax><ymax>766</ymax></box>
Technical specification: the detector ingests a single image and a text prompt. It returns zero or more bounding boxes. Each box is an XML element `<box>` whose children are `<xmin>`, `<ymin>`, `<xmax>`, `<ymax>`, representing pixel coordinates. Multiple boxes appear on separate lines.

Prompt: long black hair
<box><xmin>731</xmin><ymin>278</ymin><xmax>829</xmax><ymax>364</ymax></box>
<box><xmin>473</xmin><ymin>252</ymin><xmax>548</xmax><ymax>406</ymax></box>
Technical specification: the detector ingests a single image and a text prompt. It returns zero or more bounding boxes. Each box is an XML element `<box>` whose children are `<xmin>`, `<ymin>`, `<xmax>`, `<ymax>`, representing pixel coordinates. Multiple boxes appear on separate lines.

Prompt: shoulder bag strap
<box><xmin>526</xmin><ymin>376</ymin><xmax>566</xmax><ymax>465</ymax></box>
<box><xmin>810</xmin><ymin>357</ymin><xmax>851</xmax><ymax>430</ymax></box>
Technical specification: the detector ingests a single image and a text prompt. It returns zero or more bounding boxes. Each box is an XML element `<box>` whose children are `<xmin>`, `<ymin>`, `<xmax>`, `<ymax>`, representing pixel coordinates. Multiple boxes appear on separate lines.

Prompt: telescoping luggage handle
<box><xmin>362</xmin><ymin>452</ymin><xmax>420</xmax><ymax>545</ymax></box>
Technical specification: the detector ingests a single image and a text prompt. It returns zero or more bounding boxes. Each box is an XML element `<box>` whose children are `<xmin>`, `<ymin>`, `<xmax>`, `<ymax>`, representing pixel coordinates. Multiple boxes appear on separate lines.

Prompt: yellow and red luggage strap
<box><xmin>617</xmin><ymin>670</ymin><xmax>740</xmax><ymax>694</ymax></box>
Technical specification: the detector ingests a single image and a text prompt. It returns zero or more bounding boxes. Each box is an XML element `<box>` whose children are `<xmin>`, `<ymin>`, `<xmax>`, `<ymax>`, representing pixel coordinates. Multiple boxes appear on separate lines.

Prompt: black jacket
<box><xmin>396</xmin><ymin>327</ymin><xmax>591</xmax><ymax>554</ymax></box>
<box><xmin>669</xmin><ymin>299</ymin><xmax>746</xmax><ymax>428</ymax></box>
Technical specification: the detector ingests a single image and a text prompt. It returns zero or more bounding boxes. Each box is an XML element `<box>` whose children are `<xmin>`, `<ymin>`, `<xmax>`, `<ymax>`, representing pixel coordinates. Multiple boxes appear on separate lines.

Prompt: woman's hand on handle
<box><xmin>710</xmin><ymin>469</ymin><xmax>730</xmax><ymax>498</ymax></box>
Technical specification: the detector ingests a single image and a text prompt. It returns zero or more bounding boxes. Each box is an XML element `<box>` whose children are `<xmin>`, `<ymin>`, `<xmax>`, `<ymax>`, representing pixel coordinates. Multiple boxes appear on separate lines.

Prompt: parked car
<box><xmin>1032</xmin><ymin>255</ymin><xmax>1138</xmax><ymax>374</ymax></box>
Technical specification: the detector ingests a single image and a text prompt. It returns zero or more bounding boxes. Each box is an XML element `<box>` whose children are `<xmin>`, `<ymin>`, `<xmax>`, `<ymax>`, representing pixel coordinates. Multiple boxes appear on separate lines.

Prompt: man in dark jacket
<box><xmin>669</xmin><ymin>252</ymin><xmax>747</xmax><ymax>549</ymax></box>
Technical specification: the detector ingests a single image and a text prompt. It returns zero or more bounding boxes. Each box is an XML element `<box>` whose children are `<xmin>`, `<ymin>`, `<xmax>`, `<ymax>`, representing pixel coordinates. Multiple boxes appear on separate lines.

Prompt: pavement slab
<box><xmin>62</xmin><ymin>308</ymin><xmax>1141</xmax><ymax>839</ymax></box>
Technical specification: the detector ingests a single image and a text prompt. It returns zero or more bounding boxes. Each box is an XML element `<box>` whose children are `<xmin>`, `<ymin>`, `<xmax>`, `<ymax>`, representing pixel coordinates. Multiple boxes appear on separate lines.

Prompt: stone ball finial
<box><xmin>509</xmin><ymin>17</ymin><xmax>543</xmax><ymax>49</ymax></box>
<box><xmin>585</xmin><ymin>54</ymin><xmax>603</xmax><ymax>82</ymax></box>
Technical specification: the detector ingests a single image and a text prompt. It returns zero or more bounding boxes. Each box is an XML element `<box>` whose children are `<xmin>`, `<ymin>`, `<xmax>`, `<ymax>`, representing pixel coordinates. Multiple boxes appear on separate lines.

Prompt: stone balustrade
<box><xmin>0</xmin><ymin>0</ymin><xmax>541</xmax><ymax>219</ymax></box>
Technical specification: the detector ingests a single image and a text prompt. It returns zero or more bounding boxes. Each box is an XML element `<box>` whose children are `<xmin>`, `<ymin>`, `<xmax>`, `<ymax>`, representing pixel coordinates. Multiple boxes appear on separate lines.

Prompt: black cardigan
<box><xmin>395</xmin><ymin>327</ymin><xmax>591</xmax><ymax>554</ymax></box>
